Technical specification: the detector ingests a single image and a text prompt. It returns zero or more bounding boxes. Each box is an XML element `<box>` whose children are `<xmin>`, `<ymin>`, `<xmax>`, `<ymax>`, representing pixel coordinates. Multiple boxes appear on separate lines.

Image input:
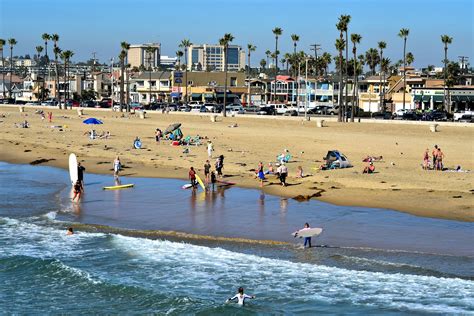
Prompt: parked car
<box><xmin>371</xmin><ymin>111</ymin><xmax>393</xmax><ymax>120</ymax></box>
<box><xmin>81</xmin><ymin>100</ymin><xmax>96</xmax><ymax>108</ymax></box>
<box><xmin>258</xmin><ymin>105</ymin><xmax>276</xmax><ymax>115</ymax></box>
<box><xmin>394</xmin><ymin>109</ymin><xmax>408</xmax><ymax>117</ymax></box>
<box><xmin>402</xmin><ymin>111</ymin><xmax>421</xmax><ymax>121</ymax></box>
<box><xmin>458</xmin><ymin>114</ymin><xmax>473</xmax><ymax>123</ymax></box>
<box><xmin>327</xmin><ymin>105</ymin><xmax>339</xmax><ymax>115</ymax></box>
<box><xmin>453</xmin><ymin>110</ymin><xmax>474</xmax><ymax>121</ymax></box>
<box><xmin>226</xmin><ymin>105</ymin><xmax>245</xmax><ymax>114</ymax></box>
<box><xmin>25</xmin><ymin>101</ymin><xmax>41</xmax><ymax>106</ymax></box>
<box><xmin>283</xmin><ymin>109</ymin><xmax>298</xmax><ymax>116</ymax></box>
<box><xmin>1</xmin><ymin>98</ymin><xmax>16</xmax><ymax>104</ymax></box>
<box><xmin>308</xmin><ymin>105</ymin><xmax>330</xmax><ymax>115</ymax></box>
<box><xmin>203</xmin><ymin>103</ymin><xmax>216</xmax><ymax>112</ymax></box>
<box><xmin>130</xmin><ymin>102</ymin><xmax>143</xmax><ymax>110</ymax></box>
<box><xmin>244</xmin><ymin>105</ymin><xmax>259</xmax><ymax>113</ymax></box>
<box><xmin>179</xmin><ymin>104</ymin><xmax>191</xmax><ymax>112</ymax></box>
<box><xmin>267</xmin><ymin>103</ymin><xmax>288</xmax><ymax>115</ymax></box>
<box><xmin>422</xmin><ymin>111</ymin><xmax>448</xmax><ymax>121</ymax></box>
<box><xmin>42</xmin><ymin>99</ymin><xmax>59</xmax><ymax>106</ymax></box>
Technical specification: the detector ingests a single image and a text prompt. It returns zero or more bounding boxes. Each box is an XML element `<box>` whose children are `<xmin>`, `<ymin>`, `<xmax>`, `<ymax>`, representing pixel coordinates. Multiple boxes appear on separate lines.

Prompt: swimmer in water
<box><xmin>226</xmin><ymin>287</ymin><xmax>255</xmax><ymax>305</ymax></box>
<box><xmin>67</xmin><ymin>227</ymin><xmax>74</xmax><ymax>235</ymax></box>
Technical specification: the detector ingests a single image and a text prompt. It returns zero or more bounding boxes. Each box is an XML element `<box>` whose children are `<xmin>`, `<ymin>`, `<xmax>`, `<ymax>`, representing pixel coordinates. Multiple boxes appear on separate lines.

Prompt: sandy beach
<box><xmin>0</xmin><ymin>105</ymin><xmax>472</xmax><ymax>221</ymax></box>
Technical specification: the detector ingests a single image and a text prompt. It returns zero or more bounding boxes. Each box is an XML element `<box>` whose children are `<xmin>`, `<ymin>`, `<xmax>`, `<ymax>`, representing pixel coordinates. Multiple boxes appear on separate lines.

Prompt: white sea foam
<box><xmin>111</xmin><ymin>234</ymin><xmax>474</xmax><ymax>314</ymax></box>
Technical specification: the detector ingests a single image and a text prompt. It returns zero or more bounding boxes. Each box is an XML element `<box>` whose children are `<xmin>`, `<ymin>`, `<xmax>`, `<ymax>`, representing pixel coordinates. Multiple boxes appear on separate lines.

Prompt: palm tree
<box><xmin>265</xmin><ymin>50</ymin><xmax>271</xmax><ymax>70</ymax></box>
<box><xmin>272</xmin><ymin>27</ymin><xmax>283</xmax><ymax>103</ymax></box>
<box><xmin>339</xmin><ymin>15</ymin><xmax>351</xmax><ymax>121</ymax></box>
<box><xmin>60</xmin><ymin>50</ymin><xmax>74</xmax><ymax>107</ymax></box>
<box><xmin>247</xmin><ymin>44</ymin><xmax>256</xmax><ymax>105</ymax></box>
<box><xmin>7</xmin><ymin>38</ymin><xmax>17</xmax><ymax>98</ymax></box>
<box><xmin>145</xmin><ymin>46</ymin><xmax>157</xmax><ymax>103</ymax></box>
<box><xmin>378</xmin><ymin>41</ymin><xmax>387</xmax><ymax>113</ymax></box>
<box><xmin>284</xmin><ymin>53</ymin><xmax>291</xmax><ymax>74</ymax></box>
<box><xmin>41</xmin><ymin>33</ymin><xmax>51</xmax><ymax>60</ymax></box>
<box><xmin>398</xmin><ymin>28</ymin><xmax>409</xmax><ymax>110</ymax></box>
<box><xmin>118</xmin><ymin>41</ymin><xmax>130</xmax><ymax>111</ymax></box>
<box><xmin>350</xmin><ymin>34</ymin><xmax>362</xmax><ymax>122</ymax></box>
<box><xmin>219</xmin><ymin>33</ymin><xmax>234</xmax><ymax>117</ymax></box>
<box><xmin>320</xmin><ymin>52</ymin><xmax>332</xmax><ymax>76</ymax></box>
<box><xmin>260</xmin><ymin>59</ymin><xmax>266</xmax><ymax>71</ymax></box>
<box><xmin>0</xmin><ymin>39</ymin><xmax>5</xmax><ymax>98</ymax></box>
<box><xmin>335</xmin><ymin>38</ymin><xmax>345</xmax><ymax>122</ymax></box>
<box><xmin>176</xmin><ymin>50</ymin><xmax>183</xmax><ymax>68</ymax></box>
<box><xmin>35</xmin><ymin>45</ymin><xmax>44</xmax><ymax>101</ymax></box>
<box><xmin>365</xmin><ymin>48</ymin><xmax>380</xmax><ymax>75</ymax></box>
<box><xmin>51</xmin><ymin>34</ymin><xmax>60</xmax><ymax>108</ymax></box>
<box><xmin>291</xmin><ymin>34</ymin><xmax>299</xmax><ymax>55</ymax></box>
<box><xmin>405</xmin><ymin>52</ymin><xmax>414</xmax><ymax>66</ymax></box>
<box><xmin>441</xmin><ymin>35</ymin><xmax>453</xmax><ymax>112</ymax></box>
<box><xmin>179</xmin><ymin>39</ymin><xmax>192</xmax><ymax>105</ymax></box>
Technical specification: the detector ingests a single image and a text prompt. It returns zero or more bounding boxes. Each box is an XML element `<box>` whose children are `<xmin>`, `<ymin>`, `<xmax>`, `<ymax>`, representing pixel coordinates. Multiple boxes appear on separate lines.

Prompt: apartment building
<box><xmin>127</xmin><ymin>43</ymin><xmax>161</xmax><ymax>69</ymax></box>
<box><xmin>187</xmin><ymin>44</ymin><xmax>245</xmax><ymax>72</ymax></box>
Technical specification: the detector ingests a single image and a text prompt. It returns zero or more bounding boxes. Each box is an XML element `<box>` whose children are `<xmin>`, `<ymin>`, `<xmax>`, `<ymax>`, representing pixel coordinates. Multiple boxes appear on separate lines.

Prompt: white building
<box><xmin>187</xmin><ymin>44</ymin><xmax>245</xmax><ymax>72</ymax></box>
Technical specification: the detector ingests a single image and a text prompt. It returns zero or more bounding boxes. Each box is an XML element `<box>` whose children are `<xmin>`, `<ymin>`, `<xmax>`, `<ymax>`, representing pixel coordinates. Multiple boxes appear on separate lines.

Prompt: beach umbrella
<box><xmin>164</xmin><ymin>122</ymin><xmax>181</xmax><ymax>134</ymax></box>
<box><xmin>83</xmin><ymin>118</ymin><xmax>103</xmax><ymax>125</ymax></box>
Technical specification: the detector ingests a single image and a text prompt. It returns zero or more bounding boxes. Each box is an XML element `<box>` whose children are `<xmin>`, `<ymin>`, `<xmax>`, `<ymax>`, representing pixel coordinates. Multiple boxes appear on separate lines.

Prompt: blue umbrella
<box><xmin>83</xmin><ymin>118</ymin><xmax>103</xmax><ymax>125</ymax></box>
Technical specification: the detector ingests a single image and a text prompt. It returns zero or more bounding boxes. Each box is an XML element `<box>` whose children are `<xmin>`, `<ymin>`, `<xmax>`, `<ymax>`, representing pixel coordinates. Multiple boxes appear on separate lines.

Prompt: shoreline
<box><xmin>1</xmin><ymin>105</ymin><xmax>473</xmax><ymax>222</ymax></box>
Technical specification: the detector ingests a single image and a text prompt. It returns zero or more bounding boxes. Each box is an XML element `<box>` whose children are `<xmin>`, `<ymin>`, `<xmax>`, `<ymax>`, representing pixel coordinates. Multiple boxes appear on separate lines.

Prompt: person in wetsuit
<box><xmin>226</xmin><ymin>287</ymin><xmax>255</xmax><ymax>305</ymax></box>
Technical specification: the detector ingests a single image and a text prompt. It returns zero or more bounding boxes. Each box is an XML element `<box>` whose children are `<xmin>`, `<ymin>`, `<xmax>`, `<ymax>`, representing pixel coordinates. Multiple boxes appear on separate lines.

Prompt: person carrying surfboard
<box><xmin>294</xmin><ymin>223</ymin><xmax>312</xmax><ymax>248</ymax></box>
<box><xmin>77</xmin><ymin>162</ymin><xmax>85</xmax><ymax>190</ymax></box>
<box><xmin>226</xmin><ymin>287</ymin><xmax>255</xmax><ymax>305</ymax></box>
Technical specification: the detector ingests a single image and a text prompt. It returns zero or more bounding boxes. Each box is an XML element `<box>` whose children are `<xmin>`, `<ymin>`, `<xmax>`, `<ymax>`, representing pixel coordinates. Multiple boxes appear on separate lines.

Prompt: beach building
<box><xmin>127</xmin><ymin>43</ymin><xmax>161</xmax><ymax>69</ymax></box>
<box><xmin>160</xmin><ymin>56</ymin><xmax>177</xmax><ymax>70</ymax></box>
<box><xmin>357</xmin><ymin>75</ymin><xmax>390</xmax><ymax>112</ymax></box>
<box><xmin>131</xmin><ymin>71</ymin><xmax>172</xmax><ymax>104</ymax></box>
<box><xmin>187</xmin><ymin>44</ymin><xmax>245</xmax><ymax>72</ymax></box>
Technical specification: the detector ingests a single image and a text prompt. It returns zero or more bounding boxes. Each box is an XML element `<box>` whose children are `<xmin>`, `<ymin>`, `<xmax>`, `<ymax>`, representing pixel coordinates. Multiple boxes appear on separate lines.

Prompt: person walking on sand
<box><xmin>113</xmin><ymin>156</ymin><xmax>122</xmax><ymax>178</ymax></box>
<box><xmin>207</xmin><ymin>140</ymin><xmax>214</xmax><ymax>158</ymax></box>
<box><xmin>423</xmin><ymin>148</ymin><xmax>430</xmax><ymax>170</ymax></box>
<box><xmin>277</xmin><ymin>163</ymin><xmax>288</xmax><ymax>186</ymax></box>
<box><xmin>257</xmin><ymin>162</ymin><xmax>265</xmax><ymax>187</ymax></box>
<box><xmin>189</xmin><ymin>167</ymin><xmax>197</xmax><ymax>188</ymax></box>
<box><xmin>226</xmin><ymin>287</ymin><xmax>255</xmax><ymax>305</ymax></box>
<box><xmin>215</xmin><ymin>155</ymin><xmax>224</xmax><ymax>178</ymax></box>
<box><xmin>204</xmin><ymin>160</ymin><xmax>211</xmax><ymax>183</ymax></box>
<box><xmin>432</xmin><ymin>145</ymin><xmax>439</xmax><ymax>169</ymax></box>
<box><xmin>48</xmin><ymin>111</ymin><xmax>52</xmax><ymax>123</ymax></box>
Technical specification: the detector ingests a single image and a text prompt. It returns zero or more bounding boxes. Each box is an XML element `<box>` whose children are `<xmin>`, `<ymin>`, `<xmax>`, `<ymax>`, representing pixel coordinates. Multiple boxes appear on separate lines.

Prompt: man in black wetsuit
<box><xmin>77</xmin><ymin>162</ymin><xmax>85</xmax><ymax>190</ymax></box>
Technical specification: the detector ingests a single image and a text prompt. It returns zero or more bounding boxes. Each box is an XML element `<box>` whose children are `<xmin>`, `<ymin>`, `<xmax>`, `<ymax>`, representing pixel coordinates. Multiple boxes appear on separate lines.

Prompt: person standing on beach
<box><xmin>423</xmin><ymin>149</ymin><xmax>430</xmax><ymax>170</ymax></box>
<box><xmin>77</xmin><ymin>162</ymin><xmax>85</xmax><ymax>190</ymax></box>
<box><xmin>215</xmin><ymin>155</ymin><xmax>224</xmax><ymax>178</ymax></box>
<box><xmin>207</xmin><ymin>140</ymin><xmax>214</xmax><ymax>158</ymax></box>
<box><xmin>48</xmin><ymin>111</ymin><xmax>52</xmax><ymax>123</ymax></box>
<box><xmin>113</xmin><ymin>156</ymin><xmax>122</xmax><ymax>178</ymax></box>
<box><xmin>277</xmin><ymin>163</ymin><xmax>288</xmax><ymax>186</ymax></box>
<box><xmin>432</xmin><ymin>145</ymin><xmax>439</xmax><ymax>169</ymax></box>
<box><xmin>226</xmin><ymin>287</ymin><xmax>255</xmax><ymax>305</ymax></box>
<box><xmin>210</xmin><ymin>171</ymin><xmax>217</xmax><ymax>190</ymax></box>
<box><xmin>189</xmin><ymin>167</ymin><xmax>197</xmax><ymax>188</ymax></box>
<box><xmin>436</xmin><ymin>148</ymin><xmax>445</xmax><ymax>171</ymax></box>
<box><xmin>257</xmin><ymin>162</ymin><xmax>265</xmax><ymax>187</ymax></box>
<box><xmin>204</xmin><ymin>160</ymin><xmax>211</xmax><ymax>183</ymax></box>
<box><xmin>293</xmin><ymin>223</ymin><xmax>312</xmax><ymax>248</ymax></box>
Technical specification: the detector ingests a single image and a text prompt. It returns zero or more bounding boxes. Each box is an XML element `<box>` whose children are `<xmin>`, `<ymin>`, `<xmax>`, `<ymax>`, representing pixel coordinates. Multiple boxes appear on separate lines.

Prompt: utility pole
<box><xmin>309</xmin><ymin>44</ymin><xmax>321</xmax><ymax>77</ymax></box>
<box><xmin>91</xmin><ymin>52</ymin><xmax>97</xmax><ymax>72</ymax></box>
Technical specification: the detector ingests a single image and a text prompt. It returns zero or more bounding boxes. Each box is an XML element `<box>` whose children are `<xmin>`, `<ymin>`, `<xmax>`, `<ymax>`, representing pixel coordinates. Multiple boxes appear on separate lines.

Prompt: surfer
<box><xmin>67</xmin><ymin>227</ymin><xmax>74</xmax><ymax>235</ymax></box>
<box><xmin>72</xmin><ymin>180</ymin><xmax>82</xmax><ymax>201</ymax></box>
<box><xmin>294</xmin><ymin>222</ymin><xmax>312</xmax><ymax>248</ymax></box>
<box><xmin>226</xmin><ymin>287</ymin><xmax>255</xmax><ymax>305</ymax></box>
<box><xmin>189</xmin><ymin>167</ymin><xmax>197</xmax><ymax>188</ymax></box>
<box><xmin>77</xmin><ymin>162</ymin><xmax>85</xmax><ymax>190</ymax></box>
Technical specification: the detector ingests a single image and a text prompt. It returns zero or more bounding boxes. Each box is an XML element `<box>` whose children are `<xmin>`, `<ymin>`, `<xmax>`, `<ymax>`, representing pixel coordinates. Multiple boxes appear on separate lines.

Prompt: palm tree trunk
<box><xmin>223</xmin><ymin>45</ymin><xmax>227</xmax><ymax>117</ymax></box>
<box><xmin>120</xmin><ymin>59</ymin><xmax>125</xmax><ymax>111</ymax></box>
<box><xmin>344</xmin><ymin>30</ymin><xmax>349</xmax><ymax>122</ymax></box>
<box><xmin>125</xmin><ymin>68</ymin><xmax>129</xmax><ymax>108</ymax></box>
<box><xmin>9</xmin><ymin>47</ymin><xmax>13</xmax><ymax>98</ymax></box>
<box><xmin>55</xmin><ymin>55</ymin><xmax>60</xmax><ymax>109</ymax></box>
<box><xmin>1</xmin><ymin>48</ymin><xmax>5</xmax><ymax>98</ymax></box>
<box><xmin>351</xmin><ymin>50</ymin><xmax>356</xmax><ymax>122</ymax></box>
<box><xmin>247</xmin><ymin>52</ymin><xmax>251</xmax><ymax>106</ymax></box>
<box><xmin>379</xmin><ymin>50</ymin><xmax>383</xmax><ymax>113</ymax></box>
<box><xmin>402</xmin><ymin>39</ymin><xmax>406</xmax><ymax>110</ymax></box>
<box><xmin>338</xmin><ymin>50</ymin><xmax>343</xmax><ymax>122</ymax></box>
<box><xmin>273</xmin><ymin>37</ymin><xmax>278</xmax><ymax>104</ymax></box>
<box><xmin>185</xmin><ymin>52</ymin><xmax>188</xmax><ymax>106</ymax></box>
<box><xmin>443</xmin><ymin>46</ymin><xmax>447</xmax><ymax>112</ymax></box>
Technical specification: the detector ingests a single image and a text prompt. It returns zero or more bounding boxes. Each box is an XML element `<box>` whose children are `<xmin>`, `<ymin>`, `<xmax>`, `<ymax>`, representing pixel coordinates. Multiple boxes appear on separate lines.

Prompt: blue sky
<box><xmin>1</xmin><ymin>0</ymin><xmax>472</xmax><ymax>69</ymax></box>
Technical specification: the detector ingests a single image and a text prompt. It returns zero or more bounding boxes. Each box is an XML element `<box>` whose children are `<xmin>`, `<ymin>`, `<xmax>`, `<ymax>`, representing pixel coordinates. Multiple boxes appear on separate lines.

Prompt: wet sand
<box><xmin>0</xmin><ymin>105</ymin><xmax>473</xmax><ymax>221</ymax></box>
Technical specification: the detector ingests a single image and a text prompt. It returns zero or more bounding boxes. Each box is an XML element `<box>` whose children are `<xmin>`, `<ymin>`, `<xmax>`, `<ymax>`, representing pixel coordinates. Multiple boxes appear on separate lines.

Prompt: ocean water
<box><xmin>0</xmin><ymin>162</ymin><xmax>473</xmax><ymax>314</ymax></box>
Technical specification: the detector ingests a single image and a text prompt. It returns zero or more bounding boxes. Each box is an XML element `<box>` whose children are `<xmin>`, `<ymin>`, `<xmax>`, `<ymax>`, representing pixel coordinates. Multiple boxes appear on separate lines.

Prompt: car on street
<box><xmin>454</xmin><ymin>110</ymin><xmax>474</xmax><ymax>121</ymax></box>
<box><xmin>257</xmin><ymin>105</ymin><xmax>276</xmax><ymax>115</ymax></box>
<box><xmin>402</xmin><ymin>111</ymin><xmax>422</xmax><ymax>121</ymax></box>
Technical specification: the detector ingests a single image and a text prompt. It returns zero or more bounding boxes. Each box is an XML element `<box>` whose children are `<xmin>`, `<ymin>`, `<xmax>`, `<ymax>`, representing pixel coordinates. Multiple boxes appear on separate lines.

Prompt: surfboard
<box><xmin>103</xmin><ymin>184</ymin><xmax>134</xmax><ymax>190</ymax></box>
<box><xmin>293</xmin><ymin>227</ymin><xmax>323</xmax><ymax>238</ymax></box>
<box><xmin>182</xmin><ymin>183</ymin><xmax>193</xmax><ymax>189</ymax></box>
<box><xmin>195</xmin><ymin>174</ymin><xmax>206</xmax><ymax>190</ymax></box>
<box><xmin>68</xmin><ymin>153</ymin><xmax>78</xmax><ymax>185</ymax></box>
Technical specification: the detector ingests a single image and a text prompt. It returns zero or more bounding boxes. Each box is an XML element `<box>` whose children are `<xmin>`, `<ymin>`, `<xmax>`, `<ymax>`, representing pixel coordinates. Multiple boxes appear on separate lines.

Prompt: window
<box><xmin>188</xmin><ymin>80</ymin><xmax>193</xmax><ymax>85</ymax></box>
<box><xmin>230</xmin><ymin>77</ymin><xmax>237</xmax><ymax>87</ymax></box>
<box><xmin>150</xmin><ymin>81</ymin><xmax>156</xmax><ymax>87</ymax></box>
<box><xmin>160</xmin><ymin>80</ymin><xmax>169</xmax><ymax>87</ymax></box>
<box><xmin>192</xmin><ymin>49</ymin><xmax>199</xmax><ymax>64</ymax></box>
<box><xmin>227</xmin><ymin>47</ymin><xmax>239</xmax><ymax>65</ymax></box>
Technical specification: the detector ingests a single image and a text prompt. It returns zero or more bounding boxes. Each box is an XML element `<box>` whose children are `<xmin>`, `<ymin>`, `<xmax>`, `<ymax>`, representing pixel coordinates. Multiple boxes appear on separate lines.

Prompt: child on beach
<box><xmin>113</xmin><ymin>156</ymin><xmax>121</xmax><ymax>178</ymax></box>
<box><xmin>257</xmin><ymin>162</ymin><xmax>265</xmax><ymax>187</ymax></box>
<box><xmin>423</xmin><ymin>149</ymin><xmax>430</xmax><ymax>170</ymax></box>
<box><xmin>189</xmin><ymin>167</ymin><xmax>197</xmax><ymax>188</ymax></box>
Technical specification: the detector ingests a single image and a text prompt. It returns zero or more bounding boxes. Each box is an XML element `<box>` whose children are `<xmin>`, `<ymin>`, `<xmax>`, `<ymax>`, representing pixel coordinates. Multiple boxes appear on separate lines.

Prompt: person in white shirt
<box><xmin>226</xmin><ymin>287</ymin><xmax>255</xmax><ymax>305</ymax></box>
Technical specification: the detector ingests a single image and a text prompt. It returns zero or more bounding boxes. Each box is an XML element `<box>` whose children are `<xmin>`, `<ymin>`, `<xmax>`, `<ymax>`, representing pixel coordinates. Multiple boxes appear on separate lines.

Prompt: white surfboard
<box><xmin>182</xmin><ymin>183</ymin><xmax>193</xmax><ymax>189</ymax></box>
<box><xmin>293</xmin><ymin>227</ymin><xmax>323</xmax><ymax>238</ymax></box>
<box><xmin>69</xmin><ymin>153</ymin><xmax>78</xmax><ymax>185</ymax></box>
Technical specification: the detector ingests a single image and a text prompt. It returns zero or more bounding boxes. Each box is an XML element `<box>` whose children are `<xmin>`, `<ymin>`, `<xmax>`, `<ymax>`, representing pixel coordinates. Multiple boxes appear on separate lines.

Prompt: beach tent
<box><xmin>323</xmin><ymin>150</ymin><xmax>352</xmax><ymax>169</ymax></box>
<box><xmin>165</xmin><ymin>123</ymin><xmax>181</xmax><ymax>134</ymax></box>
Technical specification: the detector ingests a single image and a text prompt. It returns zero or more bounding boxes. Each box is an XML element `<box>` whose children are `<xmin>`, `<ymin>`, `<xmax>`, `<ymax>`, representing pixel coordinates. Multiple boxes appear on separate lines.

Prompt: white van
<box><xmin>267</xmin><ymin>103</ymin><xmax>288</xmax><ymax>114</ymax></box>
<box><xmin>190</xmin><ymin>104</ymin><xmax>202</xmax><ymax>112</ymax></box>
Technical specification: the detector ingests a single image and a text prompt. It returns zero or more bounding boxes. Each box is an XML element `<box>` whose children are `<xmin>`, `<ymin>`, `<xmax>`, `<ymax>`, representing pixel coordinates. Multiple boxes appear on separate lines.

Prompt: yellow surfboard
<box><xmin>103</xmin><ymin>184</ymin><xmax>134</xmax><ymax>190</ymax></box>
<box><xmin>195</xmin><ymin>174</ymin><xmax>206</xmax><ymax>190</ymax></box>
